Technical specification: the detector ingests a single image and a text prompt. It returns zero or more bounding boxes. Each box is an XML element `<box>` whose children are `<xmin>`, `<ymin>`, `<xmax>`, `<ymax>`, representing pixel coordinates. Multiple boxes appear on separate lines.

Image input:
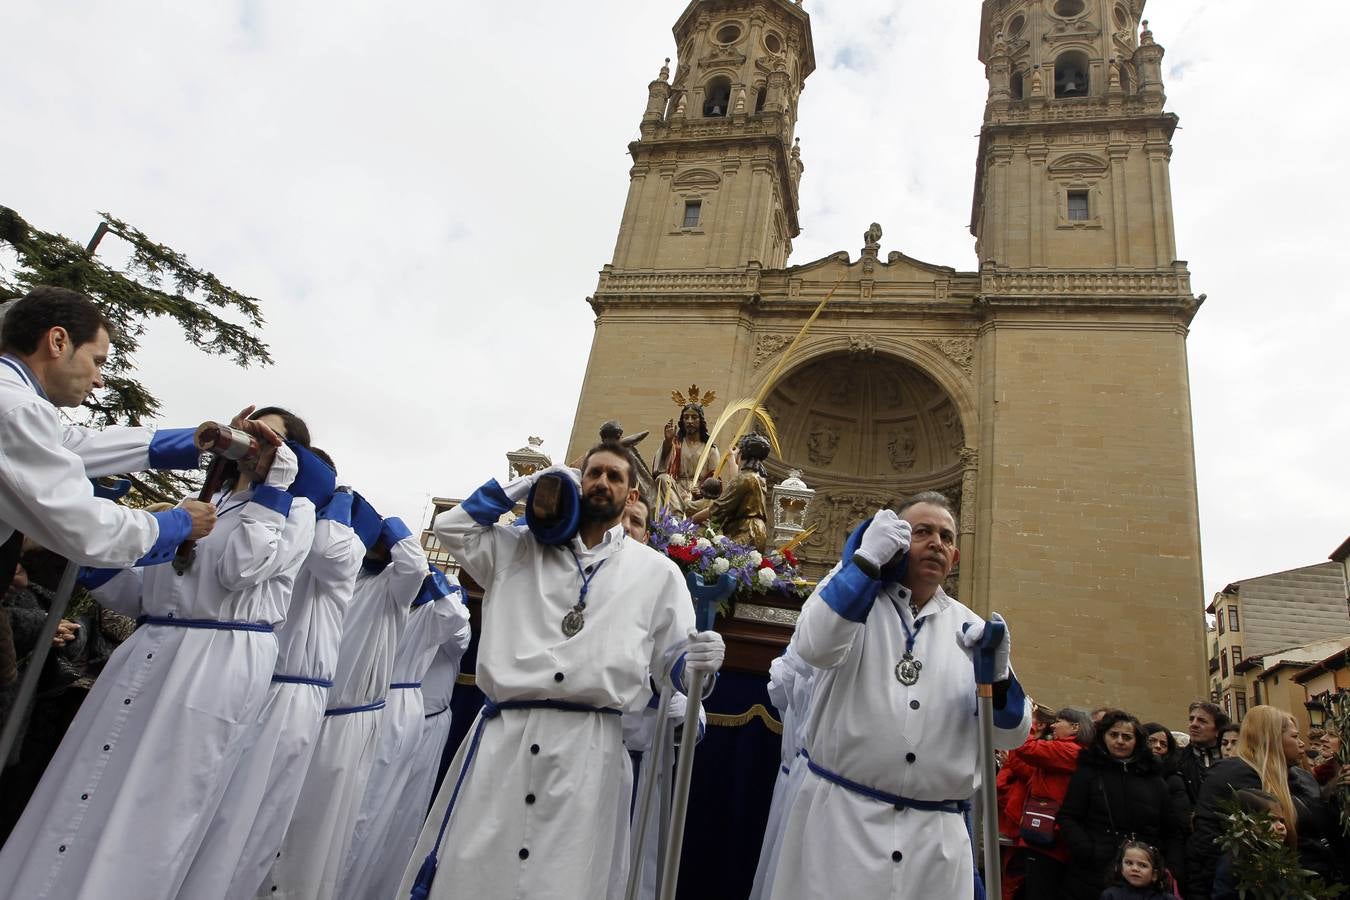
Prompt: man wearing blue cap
<box><xmin>400</xmin><ymin>440</ymin><xmax>725</xmax><ymax>900</ymax></box>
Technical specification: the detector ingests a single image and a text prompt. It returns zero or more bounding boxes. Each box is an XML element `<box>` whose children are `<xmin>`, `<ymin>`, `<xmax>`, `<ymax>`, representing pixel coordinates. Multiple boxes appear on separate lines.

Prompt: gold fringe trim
<box><xmin>454</xmin><ymin>673</ymin><xmax>783</xmax><ymax>734</ymax></box>
<box><xmin>707</xmin><ymin>704</ymin><xmax>783</xmax><ymax>735</ymax></box>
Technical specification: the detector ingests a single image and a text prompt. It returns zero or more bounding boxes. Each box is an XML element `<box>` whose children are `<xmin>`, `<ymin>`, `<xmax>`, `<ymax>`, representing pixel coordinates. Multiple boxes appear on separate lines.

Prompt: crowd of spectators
<box><xmin>998</xmin><ymin>700</ymin><xmax>1349</xmax><ymax>899</ymax></box>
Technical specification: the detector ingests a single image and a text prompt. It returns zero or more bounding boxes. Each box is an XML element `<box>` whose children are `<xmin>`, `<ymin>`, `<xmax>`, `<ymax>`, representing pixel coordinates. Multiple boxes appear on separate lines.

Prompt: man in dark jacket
<box><xmin>1177</xmin><ymin>701</ymin><xmax>1228</xmax><ymax>810</ymax></box>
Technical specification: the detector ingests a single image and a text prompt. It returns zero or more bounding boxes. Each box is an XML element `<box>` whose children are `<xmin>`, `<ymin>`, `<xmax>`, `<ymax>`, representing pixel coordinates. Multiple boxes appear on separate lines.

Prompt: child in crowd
<box><xmin>1099</xmin><ymin>839</ymin><xmax>1179</xmax><ymax>900</ymax></box>
<box><xmin>1210</xmin><ymin>788</ymin><xmax>1291</xmax><ymax>900</ymax></box>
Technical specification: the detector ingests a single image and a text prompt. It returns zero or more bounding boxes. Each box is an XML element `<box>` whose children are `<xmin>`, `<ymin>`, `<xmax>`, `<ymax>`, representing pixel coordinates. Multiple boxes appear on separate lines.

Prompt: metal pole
<box><xmin>626</xmin><ymin>683</ymin><xmax>674</xmax><ymax>900</ymax></box>
<box><xmin>0</xmin><ymin>560</ymin><xmax>79</xmax><ymax>781</ymax></box>
<box><xmin>656</xmin><ymin>668</ymin><xmax>705</xmax><ymax>900</ymax></box>
<box><xmin>977</xmin><ymin>683</ymin><xmax>1001</xmax><ymax>899</ymax></box>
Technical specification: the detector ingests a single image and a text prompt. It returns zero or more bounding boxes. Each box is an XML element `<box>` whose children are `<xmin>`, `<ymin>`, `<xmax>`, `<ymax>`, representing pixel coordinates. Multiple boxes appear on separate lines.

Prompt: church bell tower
<box><xmin>610</xmin><ymin>0</ymin><xmax>814</xmax><ymax>272</ymax></box>
<box><xmin>969</xmin><ymin>0</ymin><xmax>1207</xmax><ymax>711</ymax></box>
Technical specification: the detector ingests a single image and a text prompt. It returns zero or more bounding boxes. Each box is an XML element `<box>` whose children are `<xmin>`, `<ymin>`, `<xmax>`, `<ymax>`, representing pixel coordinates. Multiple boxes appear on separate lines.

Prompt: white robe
<box><xmin>337</xmin><ymin>583</ymin><xmax>470</xmax><ymax>900</ymax></box>
<box><xmin>176</xmin><ymin>513</ymin><xmax>364</xmax><ymax>900</ymax></box>
<box><xmin>0</xmin><ymin>485</ymin><xmax>314</xmax><ymax>900</ymax></box>
<box><xmin>365</xmin><ymin>617</ymin><xmax>472</xmax><ymax>899</ymax></box>
<box><xmin>0</xmin><ymin>357</ymin><xmax>196</xmax><ymax>566</ymax></box>
<box><xmin>750</xmin><ymin>644</ymin><xmax>817</xmax><ymax>900</ymax></box>
<box><xmin>769</xmin><ymin>571</ymin><xmax>1030</xmax><ymax>900</ymax></box>
<box><xmin>397</xmin><ymin>484</ymin><xmax>696</xmax><ymax>900</ymax></box>
<box><xmin>257</xmin><ymin>530</ymin><xmax>426</xmax><ymax>900</ymax></box>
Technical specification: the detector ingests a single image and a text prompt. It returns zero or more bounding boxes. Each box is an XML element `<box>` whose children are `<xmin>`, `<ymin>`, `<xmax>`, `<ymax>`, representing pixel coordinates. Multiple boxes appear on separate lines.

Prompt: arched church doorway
<box><xmin>761</xmin><ymin>350</ymin><xmax>967</xmax><ymax>589</ymax></box>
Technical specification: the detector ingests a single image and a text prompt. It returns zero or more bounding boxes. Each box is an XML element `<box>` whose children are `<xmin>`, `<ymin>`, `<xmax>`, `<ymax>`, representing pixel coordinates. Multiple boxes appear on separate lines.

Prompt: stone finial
<box><xmin>862</xmin><ymin>222</ymin><xmax>883</xmax><ymax>252</ymax></box>
<box><xmin>659</xmin><ymin>57</ymin><xmax>670</xmax><ymax>82</ymax></box>
<box><xmin>791</xmin><ymin>136</ymin><xmax>801</xmax><ymax>160</ymax></box>
<box><xmin>1140</xmin><ymin>19</ymin><xmax>1154</xmax><ymax>45</ymax></box>
<box><xmin>674</xmin><ymin>93</ymin><xmax>687</xmax><ymax>115</ymax></box>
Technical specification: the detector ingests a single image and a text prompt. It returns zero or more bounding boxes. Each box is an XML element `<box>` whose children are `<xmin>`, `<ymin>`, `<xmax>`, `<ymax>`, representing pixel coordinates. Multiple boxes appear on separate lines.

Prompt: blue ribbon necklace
<box><xmin>562</xmin><ymin>550</ymin><xmax>604</xmax><ymax>638</ymax></box>
<box><xmin>893</xmin><ymin>596</ymin><xmax>925</xmax><ymax>686</ymax></box>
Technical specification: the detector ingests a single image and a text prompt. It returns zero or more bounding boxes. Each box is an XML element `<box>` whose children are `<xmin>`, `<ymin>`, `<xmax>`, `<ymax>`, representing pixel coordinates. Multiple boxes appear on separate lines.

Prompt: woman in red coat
<box><xmin>1005</xmin><ymin>707</ymin><xmax>1095</xmax><ymax>900</ymax></box>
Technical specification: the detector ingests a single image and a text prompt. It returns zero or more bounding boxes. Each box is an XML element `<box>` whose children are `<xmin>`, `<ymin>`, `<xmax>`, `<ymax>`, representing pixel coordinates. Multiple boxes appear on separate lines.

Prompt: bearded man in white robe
<box><xmin>399</xmin><ymin>441</ymin><xmax>725</xmax><ymax>900</ymax></box>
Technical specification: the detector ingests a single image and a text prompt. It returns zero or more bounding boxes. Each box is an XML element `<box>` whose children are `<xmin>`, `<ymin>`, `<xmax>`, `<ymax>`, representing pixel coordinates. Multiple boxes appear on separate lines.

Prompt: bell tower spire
<box><xmin>608</xmin><ymin>0</ymin><xmax>815</xmax><ymax>272</ymax></box>
<box><xmin>972</xmin><ymin>0</ymin><xmax>1180</xmax><ymax>271</ymax></box>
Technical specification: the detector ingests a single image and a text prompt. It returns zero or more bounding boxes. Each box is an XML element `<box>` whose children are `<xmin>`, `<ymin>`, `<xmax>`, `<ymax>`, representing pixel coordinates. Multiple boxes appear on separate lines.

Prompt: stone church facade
<box><xmin>566</xmin><ymin>0</ymin><xmax>1205</xmax><ymax>723</ymax></box>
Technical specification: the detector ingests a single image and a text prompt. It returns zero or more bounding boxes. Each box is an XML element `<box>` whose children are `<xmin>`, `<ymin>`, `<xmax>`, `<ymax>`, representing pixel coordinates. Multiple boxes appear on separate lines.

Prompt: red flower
<box><xmin>758</xmin><ymin>558</ymin><xmax>776</xmax><ymax>570</ymax></box>
<box><xmin>668</xmin><ymin>545</ymin><xmax>700</xmax><ymax>565</ymax></box>
<box><xmin>782</xmin><ymin>549</ymin><xmax>799</xmax><ymax>567</ymax></box>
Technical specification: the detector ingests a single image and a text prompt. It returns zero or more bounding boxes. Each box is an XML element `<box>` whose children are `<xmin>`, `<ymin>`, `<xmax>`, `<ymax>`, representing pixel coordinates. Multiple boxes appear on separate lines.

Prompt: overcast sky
<box><xmin>2</xmin><ymin>1</ymin><xmax>1346</xmax><ymax>605</ymax></box>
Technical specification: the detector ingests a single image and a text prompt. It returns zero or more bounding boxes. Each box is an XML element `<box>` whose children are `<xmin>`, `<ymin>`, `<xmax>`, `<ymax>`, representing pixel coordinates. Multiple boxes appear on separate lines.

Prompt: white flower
<box><xmin>669</xmin><ymin>534</ymin><xmax>688</xmax><ymax>547</ymax></box>
<box><xmin>748</xmin><ymin>551</ymin><xmax>763</xmax><ymax>566</ymax></box>
<box><xmin>757</xmin><ymin>567</ymin><xmax>777</xmax><ymax>587</ymax></box>
<box><xmin>712</xmin><ymin>557</ymin><xmax>731</xmax><ymax>574</ymax></box>
<box><xmin>695</xmin><ymin>537</ymin><xmax>712</xmax><ymax>550</ymax></box>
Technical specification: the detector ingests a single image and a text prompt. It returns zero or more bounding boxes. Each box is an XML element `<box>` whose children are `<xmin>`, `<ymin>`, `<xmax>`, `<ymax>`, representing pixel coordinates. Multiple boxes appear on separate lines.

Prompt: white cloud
<box><xmin>1</xmin><ymin>1</ymin><xmax>1345</xmax><ymax>602</ymax></box>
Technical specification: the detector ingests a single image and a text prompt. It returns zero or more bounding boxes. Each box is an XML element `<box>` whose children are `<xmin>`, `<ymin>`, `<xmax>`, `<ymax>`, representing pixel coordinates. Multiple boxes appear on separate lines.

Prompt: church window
<box><xmin>1055</xmin><ymin>51</ymin><xmax>1090</xmax><ymax>98</ymax></box>
<box><xmin>1010</xmin><ymin>71</ymin><xmax>1024</xmax><ymax>100</ymax></box>
<box><xmin>755</xmin><ymin>85</ymin><xmax>767</xmax><ymax>113</ymax></box>
<box><xmin>1113</xmin><ymin>5</ymin><xmax>1131</xmax><ymax>29</ymax></box>
<box><xmin>1067</xmin><ymin>190</ymin><xmax>1090</xmax><ymax>221</ymax></box>
<box><xmin>1053</xmin><ymin>0</ymin><xmax>1086</xmax><ymax>17</ymax></box>
<box><xmin>682</xmin><ymin>200</ymin><xmax>702</xmax><ymax>229</ymax></box>
<box><xmin>703</xmin><ymin>76</ymin><xmax>732</xmax><ymax>117</ymax></box>
<box><xmin>715</xmin><ymin>22</ymin><xmax>742</xmax><ymax>45</ymax></box>
<box><xmin>1007</xmin><ymin>14</ymin><xmax>1025</xmax><ymax>37</ymax></box>
<box><xmin>764</xmin><ymin>31</ymin><xmax>783</xmax><ymax>54</ymax></box>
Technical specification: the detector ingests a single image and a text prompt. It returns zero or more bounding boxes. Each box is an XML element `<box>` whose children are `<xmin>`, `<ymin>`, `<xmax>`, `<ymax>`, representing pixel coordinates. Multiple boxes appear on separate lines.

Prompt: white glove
<box><xmin>959</xmin><ymin>611</ymin><xmax>1011</xmax><ymax>681</ymax></box>
<box><xmin>684</xmin><ymin>629</ymin><xmax>725</xmax><ymax>674</ymax></box>
<box><xmin>263</xmin><ymin>443</ymin><xmax>299</xmax><ymax>490</ymax></box>
<box><xmin>502</xmin><ymin>464</ymin><xmax>581</xmax><ymax>502</ymax></box>
<box><xmin>666</xmin><ymin>691</ymin><xmax>689</xmax><ymax>720</ymax></box>
<box><xmin>855</xmin><ymin>508</ymin><xmax>912</xmax><ymax>569</ymax></box>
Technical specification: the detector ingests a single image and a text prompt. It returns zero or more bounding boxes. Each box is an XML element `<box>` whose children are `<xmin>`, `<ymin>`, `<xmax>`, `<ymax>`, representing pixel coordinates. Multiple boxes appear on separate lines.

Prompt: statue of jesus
<box><xmin>654</xmin><ymin>397</ymin><xmax>720</xmax><ymax>516</ymax></box>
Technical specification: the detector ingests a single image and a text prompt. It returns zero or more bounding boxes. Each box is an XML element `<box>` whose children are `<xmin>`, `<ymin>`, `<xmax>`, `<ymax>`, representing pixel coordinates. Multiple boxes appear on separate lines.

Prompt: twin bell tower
<box><xmin>567</xmin><ymin>0</ymin><xmax>1205</xmax><ymax>723</ymax></box>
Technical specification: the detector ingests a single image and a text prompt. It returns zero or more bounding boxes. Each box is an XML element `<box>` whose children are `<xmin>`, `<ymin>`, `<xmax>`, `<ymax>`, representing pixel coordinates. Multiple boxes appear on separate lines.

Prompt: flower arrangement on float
<box><xmin>648</xmin><ymin>510</ymin><xmax>810</xmax><ymax>614</ymax></box>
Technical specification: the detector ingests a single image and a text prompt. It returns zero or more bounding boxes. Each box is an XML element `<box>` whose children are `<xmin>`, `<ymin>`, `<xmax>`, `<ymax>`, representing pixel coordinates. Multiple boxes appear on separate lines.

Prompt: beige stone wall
<box><xmin>972</xmin><ymin>314</ymin><xmax>1205</xmax><ymax>724</ymax></box>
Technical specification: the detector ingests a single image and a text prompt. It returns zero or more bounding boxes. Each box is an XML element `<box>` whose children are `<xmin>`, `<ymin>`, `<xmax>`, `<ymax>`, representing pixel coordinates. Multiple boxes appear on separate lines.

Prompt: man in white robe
<box><xmin>176</xmin><ymin>485</ymin><xmax>364</xmax><ymax>900</ymax></box>
<box><xmin>398</xmin><ymin>441</ymin><xmax>726</xmax><ymax>900</ymax></box>
<box><xmin>749</xmin><ymin>642</ymin><xmax>816</xmax><ymax>900</ymax></box>
<box><xmin>258</xmin><ymin>511</ymin><xmax>427</xmax><ymax>900</ymax></box>
<box><xmin>363</xmin><ymin>607</ymin><xmax>473</xmax><ymax>898</ymax></box>
<box><xmin>337</xmin><ymin>567</ymin><xmax>470</xmax><ymax>900</ymax></box>
<box><xmin>0</xmin><ymin>286</ymin><xmax>215</xmax><ymax>581</ymax></box>
<box><xmin>770</xmin><ymin>492</ymin><xmax>1031</xmax><ymax>900</ymax></box>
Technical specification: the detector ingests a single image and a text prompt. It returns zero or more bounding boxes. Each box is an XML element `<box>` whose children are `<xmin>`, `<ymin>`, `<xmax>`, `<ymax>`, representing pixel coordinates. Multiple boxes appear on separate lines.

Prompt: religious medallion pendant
<box><xmin>561</xmin><ymin>605</ymin><xmax>586</xmax><ymax>639</ymax></box>
<box><xmin>895</xmin><ymin>653</ymin><xmax>922</xmax><ymax>686</ymax></box>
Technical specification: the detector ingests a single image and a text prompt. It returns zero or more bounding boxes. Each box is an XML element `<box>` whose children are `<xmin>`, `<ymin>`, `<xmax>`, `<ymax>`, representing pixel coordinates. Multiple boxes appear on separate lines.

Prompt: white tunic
<box><xmin>0</xmin><ymin>485</ymin><xmax>314</xmax><ymax>900</ymax></box>
<box><xmin>0</xmin><ymin>357</ymin><xmax>195</xmax><ymax>566</ymax></box>
<box><xmin>337</xmin><ymin>582</ymin><xmax>470</xmax><ymax>900</ymax></box>
<box><xmin>257</xmin><ymin>529</ymin><xmax>426</xmax><ymax>900</ymax></box>
<box><xmin>397</xmin><ymin>482</ymin><xmax>696</xmax><ymax>900</ymax></box>
<box><xmin>175</xmin><ymin>511</ymin><xmax>364</xmax><ymax>900</ymax></box>
<box><xmin>769</xmin><ymin>567</ymin><xmax>1030</xmax><ymax>900</ymax></box>
<box><xmin>750</xmin><ymin>644</ymin><xmax>817</xmax><ymax>900</ymax></box>
<box><xmin>362</xmin><ymin>618</ymin><xmax>472</xmax><ymax>900</ymax></box>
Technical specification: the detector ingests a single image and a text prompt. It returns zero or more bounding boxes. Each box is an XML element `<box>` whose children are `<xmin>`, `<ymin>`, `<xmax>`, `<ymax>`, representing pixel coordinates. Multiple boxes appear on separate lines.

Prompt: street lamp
<box><xmin>1305</xmin><ymin>694</ymin><xmax>1328</xmax><ymax>729</ymax></box>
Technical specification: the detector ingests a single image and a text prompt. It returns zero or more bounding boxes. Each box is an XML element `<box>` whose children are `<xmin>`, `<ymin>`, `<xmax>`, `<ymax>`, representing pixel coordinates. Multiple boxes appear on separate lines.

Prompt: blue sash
<box><xmin>807</xmin><ymin>758</ymin><xmax>968</xmax><ymax>814</ymax></box>
<box><xmin>325</xmin><ymin>698</ymin><xmax>386</xmax><ymax>717</ymax></box>
<box><xmin>271</xmin><ymin>673</ymin><xmax>334</xmax><ymax>688</ymax></box>
<box><xmin>137</xmin><ymin>615</ymin><xmax>273</xmax><ymax>633</ymax></box>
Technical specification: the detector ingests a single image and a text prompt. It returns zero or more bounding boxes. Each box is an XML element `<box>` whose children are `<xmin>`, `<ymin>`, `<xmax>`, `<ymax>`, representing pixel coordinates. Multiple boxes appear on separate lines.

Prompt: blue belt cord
<box><xmin>271</xmin><ymin>673</ymin><xmax>335</xmax><ymax>688</ymax></box>
<box><xmin>807</xmin><ymin>759</ymin><xmax>969</xmax><ymax>814</ymax></box>
<box><xmin>410</xmin><ymin>697</ymin><xmax>621</xmax><ymax>900</ymax></box>
<box><xmin>324</xmin><ymin>698</ymin><xmax>386</xmax><ymax>717</ymax></box>
<box><xmin>136</xmin><ymin>615</ymin><xmax>273</xmax><ymax>633</ymax></box>
<box><xmin>390</xmin><ymin>681</ymin><xmax>422</xmax><ymax>689</ymax></box>
<box><xmin>424</xmin><ymin>706</ymin><xmax>449</xmax><ymax>720</ymax></box>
